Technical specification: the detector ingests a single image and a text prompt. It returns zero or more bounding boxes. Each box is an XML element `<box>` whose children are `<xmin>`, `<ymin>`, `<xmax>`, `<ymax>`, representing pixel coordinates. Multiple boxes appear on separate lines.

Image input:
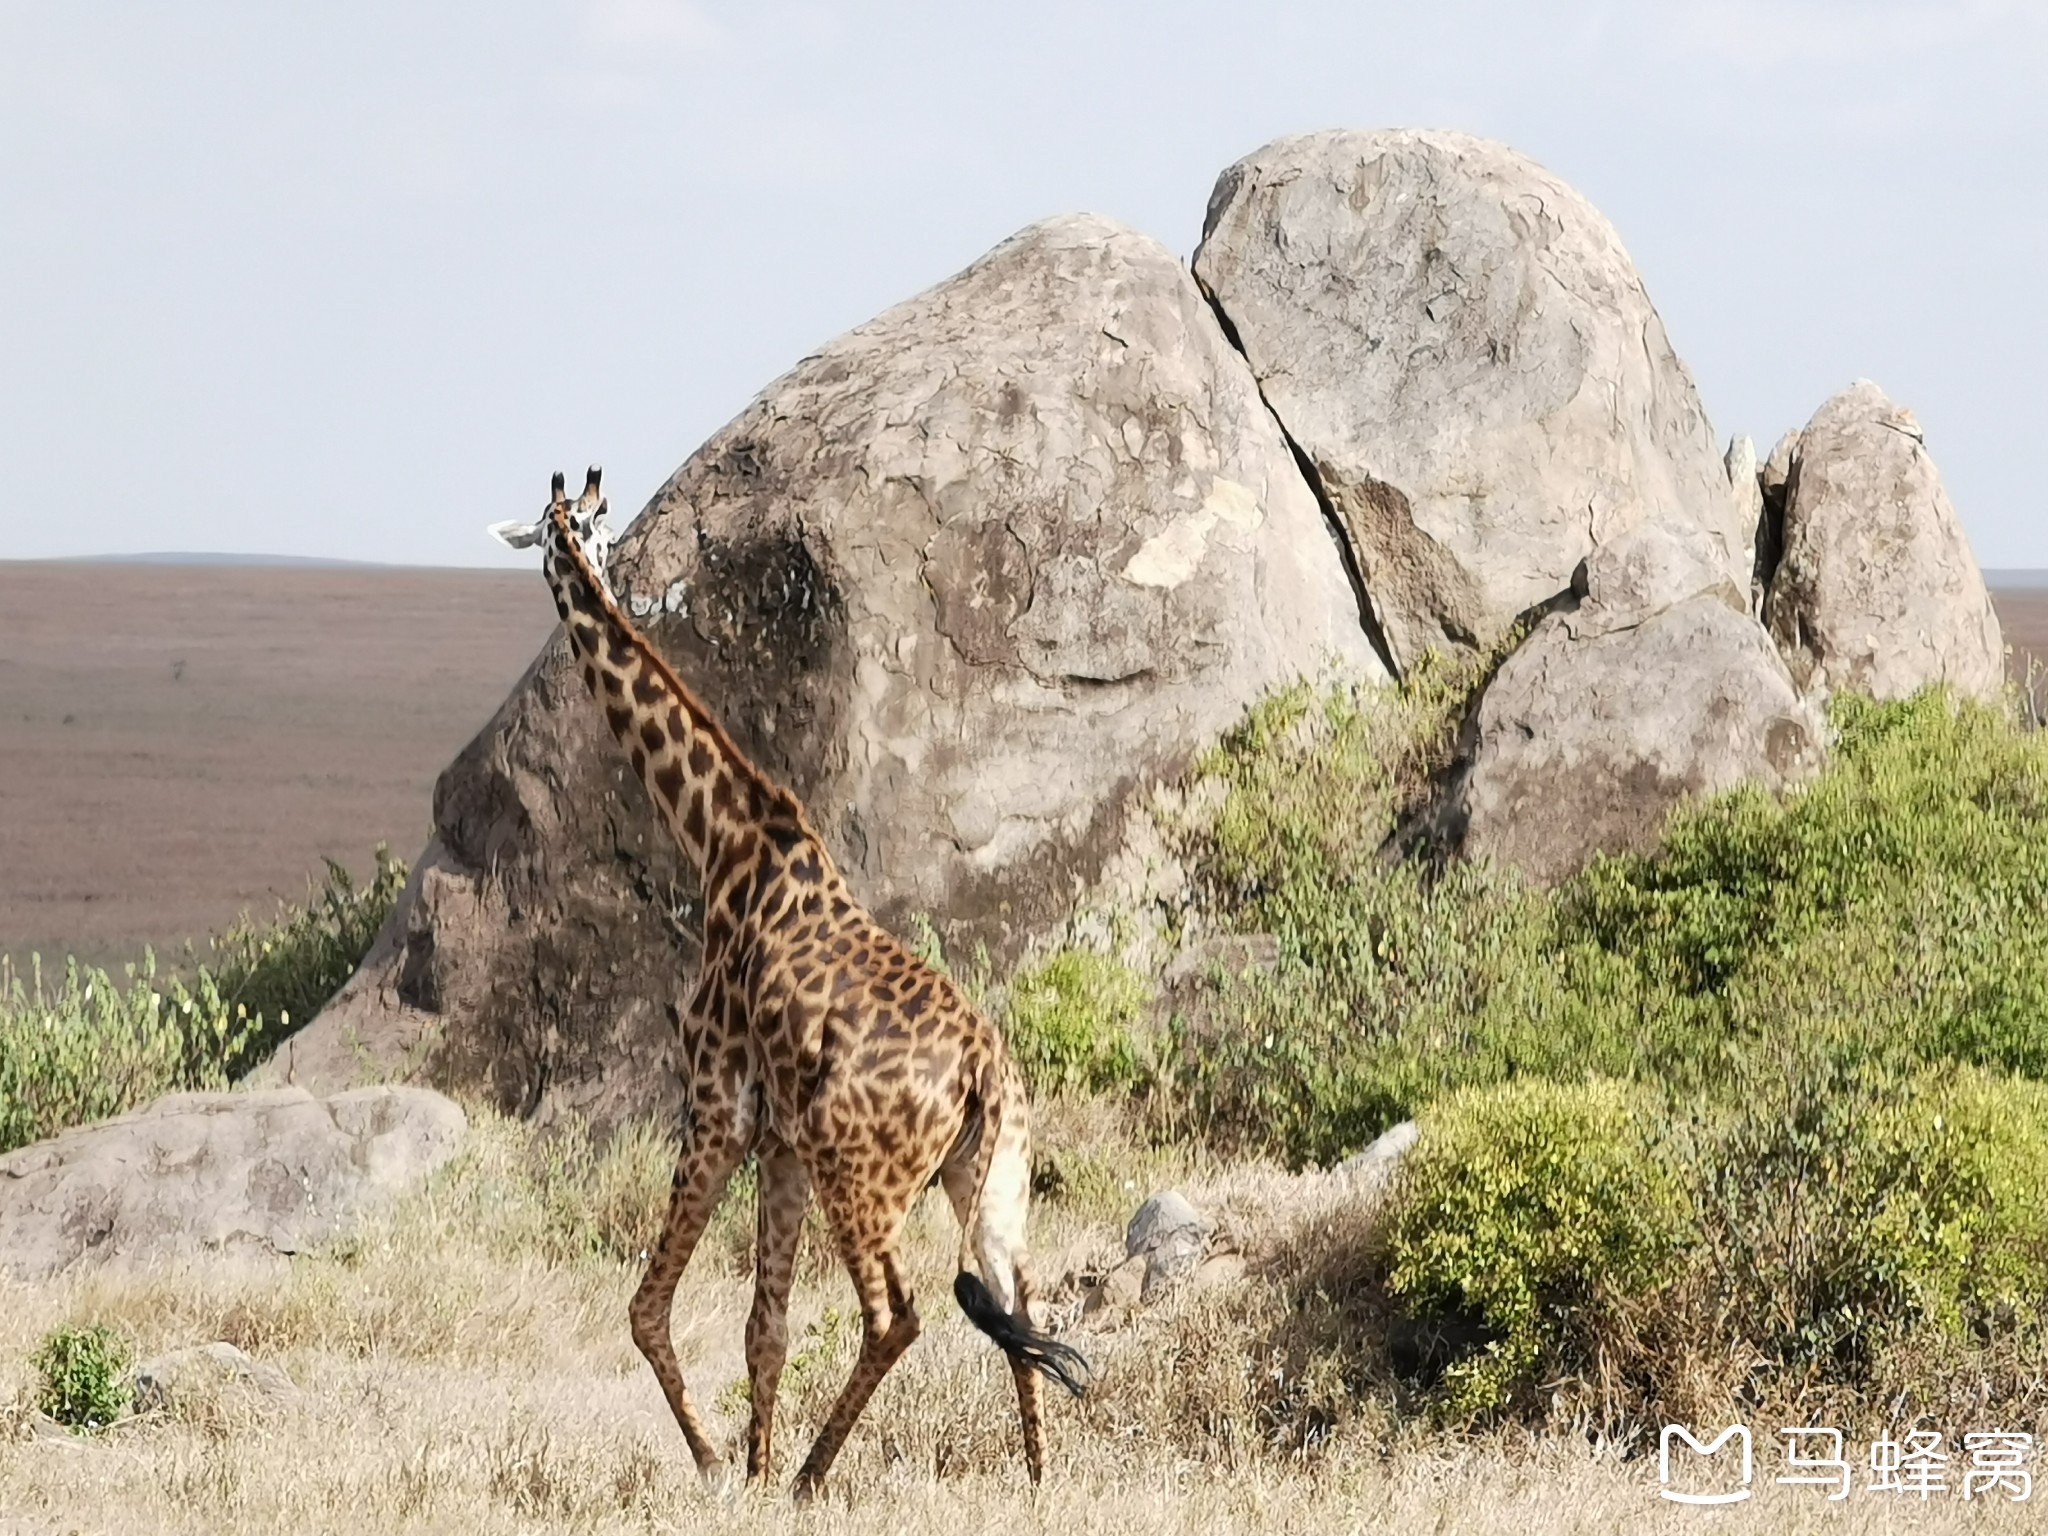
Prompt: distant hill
<box><xmin>1988</xmin><ymin>569</ymin><xmax>2048</xmax><ymax>590</ymax></box>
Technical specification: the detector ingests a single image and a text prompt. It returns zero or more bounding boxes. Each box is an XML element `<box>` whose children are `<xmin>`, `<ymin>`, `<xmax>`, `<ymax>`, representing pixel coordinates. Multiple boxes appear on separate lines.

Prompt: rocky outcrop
<box><xmin>0</xmin><ymin>1087</ymin><xmax>464</xmax><ymax>1282</ymax></box>
<box><xmin>1194</xmin><ymin>129</ymin><xmax>1745</xmax><ymax>674</ymax></box>
<box><xmin>1452</xmin><ymin>520</ymin><xmax>1825</xmax><ymax>884</ymax></box>
<box><xmin>1762</xmin><ymin>381</ymin><xmax>2004</xmax><ymax>702</ymax></box>
<box><xmin>273</xmin><ymin>214</ymin><xmax>1379</xmax><ymax>1126</ymax></box>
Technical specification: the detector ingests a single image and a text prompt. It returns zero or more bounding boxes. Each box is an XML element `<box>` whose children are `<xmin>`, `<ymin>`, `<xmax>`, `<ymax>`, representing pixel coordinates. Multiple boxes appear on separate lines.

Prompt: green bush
<box><xmin>1696</xmin><ymin>1053</ymin><xmax>2048</xmax><ymax>1380</ymax></box>
<box><xmin>0</xmin><ymin>847</ymin><xmax>407</xmax><ymax>1154</ymax></box>
<box><xmin>0</xmin><ymin>951</ymin><xmax>258</xmax><ymax>1155</ymax></box>
<box><xmin>31</xmin><ymin>1325</ymin><xmax>132</xmax><ymax>1432</ymax></box>
<box><xmin>201</xmin><ymin>845</ymin><xmax>409</xmax><ymax>1064</ymax></box>
<box><xmin>1003</xmin><ymin>948</ymin><xmax>1150</xmax><ymax>1095</ymax></box>
<box><xmin>1162</xmin><ymin>680</ymin><xmax>2048</xmax><ymax>1424</ymax></box>
<box><xmin>1562</xmin><ymin>690</ymin><xmax>2048</xmax><ymax>1075</ymax></box>
<box><xmin>1170</xmin><ymin>686</ymin><xmax>2048</xmax><ymax>1168</ymax></box>
<box><xmin>1382</xmin><ymin>1079</ymin><xmax>1692</xmax><ymax>1418</ymax></box>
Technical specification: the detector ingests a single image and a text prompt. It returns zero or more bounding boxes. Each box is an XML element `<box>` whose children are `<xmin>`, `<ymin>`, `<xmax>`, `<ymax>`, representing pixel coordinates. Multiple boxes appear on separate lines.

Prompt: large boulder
<box><xmin>1194</xmin><ymin>129</ymin><xmax>1745</xmax><ymax>674</ymax></box>
<box><xmin>0</xmin><ymin>1087</ymin><xmax>465</xmax><ymax>1282</ymax></box>
<box><xmin>272</xmin><ymin>214</ymin><xmax>1378</xmax><ymax>1126</ymax></box>
<box><xmin>1762</xmin><ymin>381</ymin><xmax>2005</xmax><ymax>701</ymax></box>
<box><xmin>1452</xmin><ymin>520</ymin><xmax>1825</xmax><ymax>883</ymax></box>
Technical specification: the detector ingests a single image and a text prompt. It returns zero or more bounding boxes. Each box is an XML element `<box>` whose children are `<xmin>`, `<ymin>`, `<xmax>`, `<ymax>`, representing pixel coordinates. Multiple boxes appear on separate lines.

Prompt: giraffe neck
<box><xmin>541</xmin><ymin>507</ymin><xmax>784</xmax><ymax>890</ymax></box>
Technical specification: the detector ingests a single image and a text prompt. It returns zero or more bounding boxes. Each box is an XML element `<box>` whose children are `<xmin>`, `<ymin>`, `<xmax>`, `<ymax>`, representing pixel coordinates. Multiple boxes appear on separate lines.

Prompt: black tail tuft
<box><xmin>954</xmin><ymin>1272</ymin><xmax>1092</xmax><ymax>1398</ymax></box>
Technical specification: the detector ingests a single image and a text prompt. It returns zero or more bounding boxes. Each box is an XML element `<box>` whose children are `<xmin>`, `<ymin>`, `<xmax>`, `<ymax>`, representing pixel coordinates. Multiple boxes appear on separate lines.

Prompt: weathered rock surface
<box><xmin>0</xmin><ymin>1088</ymin><xmax>464</xmax><ymax>1282</ymax></box>
<box><xmin>1454</xmin><ymin>521</ymin><xmax>1824</xmax><ymax>884</ymax></box>
<box><xmin>270</xmin><ymin>214</ymin><xmax>1378</xmax><ymax>1126</ymax></box>
<box><xmin>1762</xmin><ymin>380</ymin><xmax>2004</xmax><ymax>702</ymax></box>
<box><xmin>134</xmin><ymin>1343</ymin><xmax>299</xmax><ymax>1417</ymax></box>
<box><xmin>1195</xmin><ymin>129</ymin><xmax>1745</xmax><ymax>674</ymax></box>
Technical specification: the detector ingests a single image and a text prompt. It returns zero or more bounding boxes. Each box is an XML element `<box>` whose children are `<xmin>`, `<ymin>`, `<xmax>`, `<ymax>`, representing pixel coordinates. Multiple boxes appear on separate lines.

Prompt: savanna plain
<box><xmin>4</xmin><ymin>563</ymin><xmax>2048</xmax><ymax>1535</ymax></box>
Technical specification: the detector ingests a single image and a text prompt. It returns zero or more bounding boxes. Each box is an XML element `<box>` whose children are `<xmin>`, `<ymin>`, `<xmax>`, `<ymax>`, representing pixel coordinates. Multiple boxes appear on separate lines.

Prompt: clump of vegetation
<box><xmin>201</xmin><ymin>846</ymin><xmax>409</xmax><ymax>1064</ymax></box>
<box><xmin>1160</xmin><ymin>672</ymin><xmax>2048</xmax><ymax>1425</ymax></box>
<box><xmin>31</xmin><ymin>1325</ymin><xmax>132</xmax><ymax>1432</ymax></box>
<box><xmin>1003</xmin><ymin>948</ymin><xmax>1151</xmax><ymax>1095</ymax></box>
<box><xmin>0</xmin><ymin>847</ymin><xmax>406</xmax><ymax>1154</ymax></box>
<box><xmin>1381</xmin><ymin>1079</ymin><xmax>1691</xmax><ymax>1420</ymax></box>
<box><xmin>1694</xmin><ymin>1053</ymin><xmax>2048</xmax><ymax>1382</ymax></box>
<box><xmin>1176</xmin><ymin>685</ymin><xmax>2048</xmax><ymax>1167</ymax></box>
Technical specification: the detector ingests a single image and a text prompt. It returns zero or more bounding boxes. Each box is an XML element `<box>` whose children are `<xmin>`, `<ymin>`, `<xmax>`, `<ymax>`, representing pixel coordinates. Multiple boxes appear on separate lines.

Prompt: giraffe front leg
<box><xmin>744</xmin><ymin>1135</ymin><xmax>809</xmax><ymax>1483</ymax></box>
<box><xmin>630</xmin><ymin>1112</ymin><xmax>748</xmax><ymax>1478</ymax></box>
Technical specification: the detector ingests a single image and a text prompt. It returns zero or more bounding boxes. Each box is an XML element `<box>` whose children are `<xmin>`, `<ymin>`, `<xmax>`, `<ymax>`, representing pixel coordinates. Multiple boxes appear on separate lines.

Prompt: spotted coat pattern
<box><xmin>518</xmin><ymin>470</ymin><xmax>1061</xmax><ymax>1498</ymax></box>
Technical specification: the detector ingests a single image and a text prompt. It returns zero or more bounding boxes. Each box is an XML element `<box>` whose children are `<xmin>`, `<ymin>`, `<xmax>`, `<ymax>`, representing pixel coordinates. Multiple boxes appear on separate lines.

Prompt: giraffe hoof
<box><xmin>696</xmin><ymin>1460</ymin><xmax>742</xmax><ymax>1502</ymax></box>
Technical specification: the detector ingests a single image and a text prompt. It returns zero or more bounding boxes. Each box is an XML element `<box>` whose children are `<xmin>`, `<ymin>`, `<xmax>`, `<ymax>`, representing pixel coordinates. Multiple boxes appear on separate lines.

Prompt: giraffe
<box><xmin>489</xmin><ymin>468</ymin><xmax>1090</xmax><ymax>1499</ymax></box>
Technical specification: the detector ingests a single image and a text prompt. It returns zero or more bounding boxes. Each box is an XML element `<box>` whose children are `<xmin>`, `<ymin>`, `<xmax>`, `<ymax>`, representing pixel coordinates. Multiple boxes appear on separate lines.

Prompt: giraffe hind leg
<box><xmin>629</xmin><ymin>1112</ymin><xmax>749</xmax><ymax>1477</ymax></box>
<box><xmin>1008</xmin><ymin>1255</ymin><xmax>1048</xmax><ymax>1484</ymax></box>
<box><xmin>791</xmin><ymin>1234</ymin><xmax>920</xmax><ymax>1501</ymax></box>
<box><xmin>744</xmin><ymin>1135</ymin><xmax>809</xmax><ymax>1483</ymax></box>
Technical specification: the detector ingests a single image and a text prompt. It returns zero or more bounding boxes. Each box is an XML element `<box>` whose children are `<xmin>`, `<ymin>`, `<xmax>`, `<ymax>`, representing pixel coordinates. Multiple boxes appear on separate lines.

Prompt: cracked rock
<box><xmin>134</xmin><ymin>1343</ymin><xmax>299</xmax><ymax>1417</ymax></box>
<box><xmin>1195</xmin><ymin>129</ymin><xmax>1747</xmax><ymax>675</ymax></box>
<box><xmin>1126</xmin><ymin>1189</ymin><xmax>1213</xmax><ymax>1298</ymax></box>
<box><xmin>1761</xmin><ymin>380</ymin><xmax>2004</xmax><ymax>703</ymax></box>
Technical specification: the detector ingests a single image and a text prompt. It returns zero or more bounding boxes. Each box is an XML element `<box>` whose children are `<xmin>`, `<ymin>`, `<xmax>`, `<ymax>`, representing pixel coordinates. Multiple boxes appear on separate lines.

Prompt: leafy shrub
<box><xmin>201</xmin><ymin>845</ymin><xmax>409</xmax><ymax>1063</ymax></box>
<box><xmin>0</xmin><ymin>952</ymin><xmax>259</xmax><ymax>1155</ymax></box>
<box><xmin>1002</xmin><ymin>948</ymin><xmax>1150</xmax><ymax>1095</ymax></box>
<box><xmin>1170</xmin><ymin>686</ymin><xmax>2048</xmax><ymax>1168</ymax></box>
<box><xmin>0</xmin><ymin>847</ymin><xmax>407</xmax><ymax>1153</ymax></box>
<box><xmin>1562</xmin><ymin>689</ymin><xmax>2048</xmax><ymax>1077</ymax></box>
<box><xmin>1695</xmin><ymin>1053</ymin><xmax>2048</xmax><ymax>1383</ymax></box>
<box><xmin>1381</xmin><ymin>1079</ymin><xmax>1692</xmax><ymax>1418</ymax></box>
<box><xmin>31</xmin><ymin>1325</ymin><xmax>132</xmax><ymax>1432</ymax></box>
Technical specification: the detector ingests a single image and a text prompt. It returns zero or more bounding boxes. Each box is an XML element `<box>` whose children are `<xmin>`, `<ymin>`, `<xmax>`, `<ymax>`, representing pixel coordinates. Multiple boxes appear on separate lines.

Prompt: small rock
<box><xmin>22</xmin><ymin>1408</ymin><xmax>84</xmax><ymax>1445</ymax></box>
<box><xmin>1080</xmin><ymin>1255</ymin><xmax>1147</xmax><ymax>1323</ymax></box>
<box><xmin>133</xmin><ymin>1342</ymin><xmax>298</xmax><ymax>1417</ymax></box>
<box><xmin>1189</xmin><ymin>1253</ymin><xmax>1246</xmax><ymax>1293</ymax></box>
<box><xmin>1126</xmin><ymin>1190</ymin><xmax>1212</xmax><ymax>1299</ymax></box>
<box><xmin>1160</xmin><ymin>934</ymin><xmax>1280</xmax><ymax>989</ymax></box>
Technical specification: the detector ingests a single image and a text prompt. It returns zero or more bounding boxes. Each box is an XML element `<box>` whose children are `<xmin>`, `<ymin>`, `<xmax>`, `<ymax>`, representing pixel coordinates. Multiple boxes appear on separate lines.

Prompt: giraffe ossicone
<box><xmin>486</xmin><ymin>467</ymin><xmax>1090</xmax><ymax>1500</ymax></box>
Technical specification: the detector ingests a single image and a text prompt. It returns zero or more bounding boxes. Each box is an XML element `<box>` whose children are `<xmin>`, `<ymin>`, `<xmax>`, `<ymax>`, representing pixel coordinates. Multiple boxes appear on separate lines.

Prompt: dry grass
<box><xmin>3</xmin><ymin>1103</ymin><xmax>2042</xmax><ymax>1535</ymax></box>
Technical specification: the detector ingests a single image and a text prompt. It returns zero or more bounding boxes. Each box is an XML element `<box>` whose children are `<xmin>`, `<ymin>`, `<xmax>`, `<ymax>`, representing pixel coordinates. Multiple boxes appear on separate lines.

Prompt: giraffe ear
<box><xmin>487</xmin><ymin>519</ymin><xmax>545</xmax><ymax>549</ymax></box>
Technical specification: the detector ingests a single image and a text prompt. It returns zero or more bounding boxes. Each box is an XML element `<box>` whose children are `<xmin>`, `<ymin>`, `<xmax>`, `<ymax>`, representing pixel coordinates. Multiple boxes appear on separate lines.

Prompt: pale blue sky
<box><xmin>3</xmin><ymin>1</ymin><xmax>2042</xmax><ymax>568</ymax></box>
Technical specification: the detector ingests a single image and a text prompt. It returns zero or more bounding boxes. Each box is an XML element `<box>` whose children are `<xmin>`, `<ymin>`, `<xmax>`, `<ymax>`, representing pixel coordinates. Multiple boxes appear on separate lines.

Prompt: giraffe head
<box><xmin>488</xmin><ymin>466</ymin><xmax>620</xmax><ymax>602</ymax></box>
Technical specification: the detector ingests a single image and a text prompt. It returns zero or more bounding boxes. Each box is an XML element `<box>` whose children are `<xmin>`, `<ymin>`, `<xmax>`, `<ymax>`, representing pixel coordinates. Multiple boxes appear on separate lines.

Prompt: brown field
<box><xmin>2</xmin><ymin>564</ymin><xmax>2042</xmax><ymax>974</ymax></box>
<box><xmin>0</xmin><ymin>562</ymin><xmax>554</xmax><ymax>969</ymax></box>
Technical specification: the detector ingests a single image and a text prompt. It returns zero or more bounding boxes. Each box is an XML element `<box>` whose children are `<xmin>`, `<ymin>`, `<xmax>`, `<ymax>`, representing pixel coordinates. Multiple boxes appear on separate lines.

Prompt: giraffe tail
<box><xmin>952</xmin><ymin>1061</ymin><xmax>1093</xmax><ymax>1398</ymax></box>
<box><xmin>953</xmin><ymin>1272</ymin><xmax>1091</xmax><ymax>1397</ymax></box>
